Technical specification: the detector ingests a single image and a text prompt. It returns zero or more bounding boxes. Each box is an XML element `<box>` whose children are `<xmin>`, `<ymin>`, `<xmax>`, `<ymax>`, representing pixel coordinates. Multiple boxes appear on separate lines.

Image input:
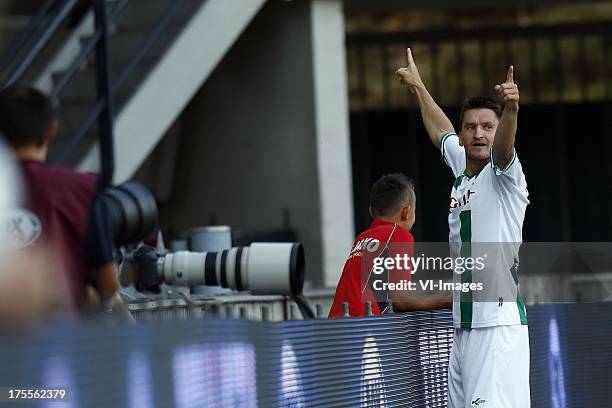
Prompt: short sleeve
<box><xmin>440</xmin><ymin>132</ymin><xmax>466</xmax><ymax>178</ymax></box>
<box><xmin>491</xmin><ymin>148</ymin><xmax>519</xmax><ymax>176</ymax></box>
<box><xmin>491</xmin><ymin>148</ymin><xmax>524</xmax><ymax>181</ymax></box>
<box><xmin>491</xmin><ymin>148</ymin><xmax>529</xmax><ymax>199</ymax></box>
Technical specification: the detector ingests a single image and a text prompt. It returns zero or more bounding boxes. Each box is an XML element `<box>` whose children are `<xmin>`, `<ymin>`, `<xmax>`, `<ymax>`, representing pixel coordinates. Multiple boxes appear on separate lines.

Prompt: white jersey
<box><xmin>441</xmin><ymin>132</ymin><xmax>529</xmax><ymax>328</ymax></box>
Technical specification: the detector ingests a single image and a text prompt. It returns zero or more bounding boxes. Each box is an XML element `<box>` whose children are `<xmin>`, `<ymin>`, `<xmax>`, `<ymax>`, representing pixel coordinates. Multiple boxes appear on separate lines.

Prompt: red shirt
<box><xmin>329</xmin><ymin>219</ymin><xmax>414</xmax><ymax>318</ymax></box>
<box><xmin>20</xmin><ymin>160</ymin><xmax>111</xmax><ymax>310</ymax></box>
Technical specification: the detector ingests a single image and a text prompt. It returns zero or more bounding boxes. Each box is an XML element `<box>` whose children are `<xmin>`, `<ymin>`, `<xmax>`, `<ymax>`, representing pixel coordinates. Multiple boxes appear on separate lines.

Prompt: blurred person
<box><xmin>397</xmin><ymin>49</ymin><xmax>530</xmax><ymax>407</ymax></box>
<box><xmin>0</xmin><ymin>138</ymin><xmax>67</xmax><ymax>324</ymax></box>
<box><xmin>329</xmin><ymin>173</ymin><xmax>450</xmax><ymax>318</ymax></box>
<box><xmin>0</xmin><ymin>137</ymin><xmax>19</xmax><ymax>231</ymax></box>
<box><xmin>0</xmin><ymin>84</ymin><xmax>131</xmax><ymax>320</ymax></box>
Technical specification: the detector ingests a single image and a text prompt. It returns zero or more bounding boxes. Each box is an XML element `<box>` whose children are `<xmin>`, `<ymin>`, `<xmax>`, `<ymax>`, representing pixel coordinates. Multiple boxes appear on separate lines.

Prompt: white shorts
<box><xmin>447</xmin><ymin>325</ymin><xmax>530</xmax><ymax>408</ymax></box>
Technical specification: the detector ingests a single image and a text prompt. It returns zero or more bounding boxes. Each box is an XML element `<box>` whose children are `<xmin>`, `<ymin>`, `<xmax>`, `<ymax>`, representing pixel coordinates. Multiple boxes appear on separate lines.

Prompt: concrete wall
<box><xmin>136</xmin><ymin>0</ymin><xmax>354</xmax><ymax>288</ymax></box>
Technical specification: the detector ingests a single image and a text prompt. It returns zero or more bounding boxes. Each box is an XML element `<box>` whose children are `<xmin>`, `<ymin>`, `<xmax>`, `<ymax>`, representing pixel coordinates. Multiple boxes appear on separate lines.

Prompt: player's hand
<box><xmin>494</xmin><ymin>65</ymin><xmax>519</xmax><ymax>111</ymax></box>
<box><xmin>396</xmin><ymin>48</ymin><xmax>425</xmax><ymax>93</ymax></box>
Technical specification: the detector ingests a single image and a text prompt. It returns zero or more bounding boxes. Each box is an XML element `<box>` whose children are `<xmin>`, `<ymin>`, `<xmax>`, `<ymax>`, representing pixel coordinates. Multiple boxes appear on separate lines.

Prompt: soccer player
<box><xmin>396</xmin><ymin>49</ymin><xmax>530</xmax><ymax>407</ymax></box>
<box><xmin>329</xmin><ymin>173</ymin><xmax>449</xmax><ymax>318</ymax></box>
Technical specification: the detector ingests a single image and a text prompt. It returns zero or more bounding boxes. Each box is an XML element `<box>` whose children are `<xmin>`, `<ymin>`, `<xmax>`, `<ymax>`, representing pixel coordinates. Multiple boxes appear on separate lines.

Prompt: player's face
<box><xmin>459</xmin><ymin>108</ymin><xmax>499</xmax><ymax>162</ymax></box>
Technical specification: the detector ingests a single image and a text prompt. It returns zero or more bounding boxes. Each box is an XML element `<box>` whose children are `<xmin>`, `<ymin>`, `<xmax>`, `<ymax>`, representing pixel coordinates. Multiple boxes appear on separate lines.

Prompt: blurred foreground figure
<box><xmin>0</xmin><ymin>85</ymin><xmax>131</xmax><ymax>320</ymax></box>
<box><xmin>0</xmin><ymin>139</ymin><xmax>67</xmax><ymax>324</ymax></box>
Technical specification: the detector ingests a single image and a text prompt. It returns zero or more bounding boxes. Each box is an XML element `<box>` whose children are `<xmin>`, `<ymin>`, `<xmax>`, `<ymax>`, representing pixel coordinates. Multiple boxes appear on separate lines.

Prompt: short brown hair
<box><xmin>370</xmin><ymin>173</ymin><xmax>416</xmax><ymax>217</ymax></box>
<box><xmin>459</xmin><ymin>96</ymin><xmax>503</xmax><ymax>127</ymax></box>
<box><xmin>0</xmin><ymin>84</ymin><xmax>56</xmax><ymax>148</ymax></box>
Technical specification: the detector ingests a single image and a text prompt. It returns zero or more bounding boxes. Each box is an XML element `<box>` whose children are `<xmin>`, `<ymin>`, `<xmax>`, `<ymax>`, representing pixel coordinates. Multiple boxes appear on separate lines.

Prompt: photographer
<box><xmin>0</xmin><ymin>84</ymin><xmax>130</xmax><ymax>319</ymax></box>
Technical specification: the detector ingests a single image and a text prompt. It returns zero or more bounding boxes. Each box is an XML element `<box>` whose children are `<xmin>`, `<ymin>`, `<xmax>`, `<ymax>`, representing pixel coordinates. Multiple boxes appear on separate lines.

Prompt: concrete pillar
<box><xmin>136</xmin><ymin>0</ymin><xmax>354</xmax><ymax>288</ymax></box>
<box><xmin>310</xmin><ymin>0</ymin><xmax>354</xmax><ymax>287</ymax></box>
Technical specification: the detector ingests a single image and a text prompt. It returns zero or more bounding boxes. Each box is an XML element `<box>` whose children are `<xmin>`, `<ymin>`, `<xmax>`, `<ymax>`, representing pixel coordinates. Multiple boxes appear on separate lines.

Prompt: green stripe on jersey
<box><xmin>511</xmin><ymin>259</ymin><xmax>528</xmax><ymax>325</ymax></box>
<box><xmin>453</xmin><ymin>174</ymin><xmax>465</xmax><ymax>189</ymax></box>
<box><xmin>459</xmin><ymin>210</ymin><xmax>473</xmax><ymax>329</ymax></box>
<box><xmin>441</xmin><ymin>132</ymin><xmax>454</xmax><ymax>146</ymax></box>
<box><xmin>517</xmin><ymin>294</ymin><xmax>528</xmax><ymax>325</ymax></box>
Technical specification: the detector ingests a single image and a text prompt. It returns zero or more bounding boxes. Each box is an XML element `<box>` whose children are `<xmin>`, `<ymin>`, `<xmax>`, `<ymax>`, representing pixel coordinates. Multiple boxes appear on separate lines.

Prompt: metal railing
<box><xmin>0</xmin><ymin>0</ymin><xmax>77</xmax><ymax>87</ymax></box>
<box><xmin>53</xmin><ymin>0</ymin><xmax>190</xmax><ymax>166</ymax></box>
<box><xmin>0</xmin><ymin>0</ymin><xmax>119</xmax><ymax>187</ymax></box>
<box><xmin>125</xmin><ymin>289</ymin><xmax>336</xmax><ymax>322</ymax></box>
<box><xmin>0</xmin><ymin>0</ymin><xmax>198</xmax><ymax>182</ymax></box>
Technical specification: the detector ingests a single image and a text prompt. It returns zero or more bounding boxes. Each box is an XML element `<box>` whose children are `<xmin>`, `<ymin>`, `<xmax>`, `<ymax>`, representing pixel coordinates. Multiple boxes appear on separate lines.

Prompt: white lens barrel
<box><xmin>159</xmin><ymin>243</ymin><xmax>304</xmax><ymax>296</ymax></box>
<box><xmin>162</xmin><ymin>251</ymin><xmax>206</xmax><ymax>287</ymax></box>
<box><xmin>225</xmin><ymin>247</ymin><xmax>238</xmax><ymax>290</ymax></box>
<box><xmin>247</xmin><ymin>243</ymin><xmax>303</xmax><ymax>296</ymax></box>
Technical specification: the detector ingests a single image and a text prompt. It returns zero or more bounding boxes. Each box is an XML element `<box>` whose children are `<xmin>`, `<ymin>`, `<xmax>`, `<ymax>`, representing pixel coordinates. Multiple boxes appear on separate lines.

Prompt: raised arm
<box><xmin>492</xmin><ymin>65</ymin><xmax>519</xmax><ymax>169</ymax></box>
<box><xmin>396</xmin><ymin>48</ymin><xmax>455</xmax><ymax>149</ymax></box>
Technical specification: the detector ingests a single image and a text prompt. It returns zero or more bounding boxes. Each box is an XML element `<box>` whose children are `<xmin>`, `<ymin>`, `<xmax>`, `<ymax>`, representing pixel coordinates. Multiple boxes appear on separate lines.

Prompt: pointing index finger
<box><xmin>506</xmin><ymin>65</ymin><xmax>514</xmax><ymax>84</ymax></box>
<box><xmin>406</xmin><ymin>48</ymin><xmax>414</xmax><ymax>66</ymax></box>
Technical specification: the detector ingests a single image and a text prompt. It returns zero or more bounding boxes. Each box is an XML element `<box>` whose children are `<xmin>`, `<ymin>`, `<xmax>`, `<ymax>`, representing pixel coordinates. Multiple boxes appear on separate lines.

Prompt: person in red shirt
<box><xmin>329</xmin><ymin>173</ymin><xmax>449</xmax><ymax>317</ymax></box>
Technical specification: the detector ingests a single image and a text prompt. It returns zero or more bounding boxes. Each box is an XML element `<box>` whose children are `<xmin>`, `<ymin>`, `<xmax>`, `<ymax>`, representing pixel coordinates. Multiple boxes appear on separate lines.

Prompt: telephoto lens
<box><xmin>158</xmin><ymin>242</ymin><xmax>305</xmax><ymax>296</ymax></box>
<box><xmin>102</xmin><ymin>181</ymin><xmax>158</xmax><ymax>246</ymax></box>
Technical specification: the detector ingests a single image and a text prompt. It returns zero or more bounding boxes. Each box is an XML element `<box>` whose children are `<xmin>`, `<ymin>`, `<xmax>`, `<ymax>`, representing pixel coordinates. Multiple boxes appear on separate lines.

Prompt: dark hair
<box><xmin>459</xmin><ymin>96</ymin><xmax>503</xmax><ymax>127</ymax></box>
<box><xmin>370</xmin><ymin>173</ymin><xmax>416</xmax><ymax>217</ymax></box>
<box><xmin>0</xmin><ymin>84</ymin><xmax>57</xmax><ymax>148</ymax></box>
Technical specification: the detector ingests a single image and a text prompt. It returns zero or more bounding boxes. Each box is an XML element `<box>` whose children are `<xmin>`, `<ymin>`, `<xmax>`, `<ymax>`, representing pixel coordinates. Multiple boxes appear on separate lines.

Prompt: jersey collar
<box><xmin>463</xmin><ymin>167</ymin><xmax>482</xmax><ymax>180</ymax></box>
<box><xmin>369</xmin><ymin>219</ymin><xmax>397</xmax><ymax>228</ymax></box>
